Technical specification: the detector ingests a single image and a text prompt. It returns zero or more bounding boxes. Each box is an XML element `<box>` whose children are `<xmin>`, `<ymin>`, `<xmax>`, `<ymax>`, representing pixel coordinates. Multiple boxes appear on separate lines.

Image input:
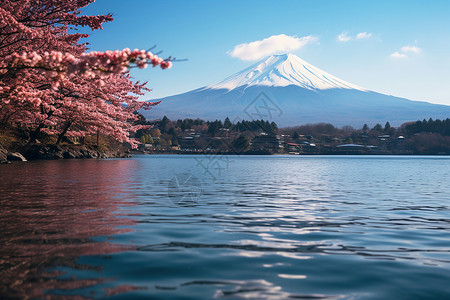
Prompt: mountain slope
<box><xmin>144</xmin><ymin>54</ymin><xmax>450</xmax><ymax>127</ymax></box>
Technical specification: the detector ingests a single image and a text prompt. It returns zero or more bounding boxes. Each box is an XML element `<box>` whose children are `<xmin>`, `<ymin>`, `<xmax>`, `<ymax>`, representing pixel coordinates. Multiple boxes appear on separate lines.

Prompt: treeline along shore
<box><xmin>2</xmin><ymin>116</ymin><xmax>450</xmax><ymax>163</ymax></box>
<box><xmin>133</xmin><ymin>116</ymin><xmax>450</xmax><ymax>156</ymax></box>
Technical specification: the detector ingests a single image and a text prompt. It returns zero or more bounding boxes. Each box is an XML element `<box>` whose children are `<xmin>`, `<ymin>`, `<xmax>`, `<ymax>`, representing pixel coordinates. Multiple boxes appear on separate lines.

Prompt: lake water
<box><xmin>1</xmin><ymin>155</ymin><xmax>450</xmax><ymax>299</ymax></box>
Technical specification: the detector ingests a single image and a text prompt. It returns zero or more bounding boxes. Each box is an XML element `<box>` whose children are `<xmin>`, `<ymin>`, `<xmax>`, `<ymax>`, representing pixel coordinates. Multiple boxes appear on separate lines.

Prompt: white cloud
<box><xmin>356</xmin><ymin>32</ymin><xmax>372</xmax><ymax>40</ymax></box>
<box><xmin>390</xmin><ymin>51</ymin><xmax>408</xmax><ymax>59</ymax></box>
<box><xmin>337</xmin><ymin>32</ymin><xmax>351</xmax><ymax>42</ymax></box>
<box><xmin>390</xmin><ymin>45</ymin><xmax>421</xmax><ymax>59</ymax></box>
<box><xmin>227</xmin><ymin>34</ymin><xmax>318</xmax><ymax>61</ymax></box>
<box><xmin>337</xmin><ymin>31</ymin><xmax>372</xmax><ymax>42</ymax></box>
<box><xmin>401</xmin><ymin>45</ymin><xmax>421</xmax><ymax>54</ymax></box>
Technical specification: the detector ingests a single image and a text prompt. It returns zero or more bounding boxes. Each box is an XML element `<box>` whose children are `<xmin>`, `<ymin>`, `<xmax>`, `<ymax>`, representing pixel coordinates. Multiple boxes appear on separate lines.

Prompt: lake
<box><xmin>1</xmin><ymin>155</ymin><xmax>449</xmax><ymax>299</ymax></box>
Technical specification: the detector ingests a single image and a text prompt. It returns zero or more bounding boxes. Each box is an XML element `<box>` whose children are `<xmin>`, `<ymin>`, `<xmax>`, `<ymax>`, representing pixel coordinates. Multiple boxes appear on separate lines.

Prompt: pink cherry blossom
<box><xmin>0</xmin><ymin>0</ymin><xmax>172</xmax><ymax>148</ymax></box>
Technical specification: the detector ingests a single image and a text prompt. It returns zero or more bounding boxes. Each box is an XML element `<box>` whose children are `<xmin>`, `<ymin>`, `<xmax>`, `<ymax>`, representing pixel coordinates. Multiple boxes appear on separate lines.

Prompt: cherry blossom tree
<box><xmin>0</xmin><ymin>0</ymin><xmax>171</xmax><ymax>147</ymax></box>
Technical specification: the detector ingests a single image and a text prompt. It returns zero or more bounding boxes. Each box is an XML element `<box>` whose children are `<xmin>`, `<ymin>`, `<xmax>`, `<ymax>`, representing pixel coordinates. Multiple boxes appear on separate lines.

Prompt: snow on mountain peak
<box><xmin>207</xmin><ymin>53</ymin><xmax>366</xmax><ymax>91</ymax></box>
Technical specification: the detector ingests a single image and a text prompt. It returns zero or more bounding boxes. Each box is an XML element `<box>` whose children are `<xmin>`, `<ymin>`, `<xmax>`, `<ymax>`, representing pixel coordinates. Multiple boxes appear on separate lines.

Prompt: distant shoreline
<box><xmin>130</xmin><ymin>151</ymin><xmax>450</xmax><ymax>157</ymax></box>
<box><xmin>3</xmin><ymin>152</ymin><xmax>449</xmax><ymax>164</ymax></box>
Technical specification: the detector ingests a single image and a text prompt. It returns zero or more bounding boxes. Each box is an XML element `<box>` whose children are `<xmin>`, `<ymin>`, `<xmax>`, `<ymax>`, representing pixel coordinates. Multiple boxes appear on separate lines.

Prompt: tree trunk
<box><xmin>28</xmin><ymin>108</ymin><xmax>54</xmax><ymax>144</ymax></box>
<box><xmin>56</xmin><ymin>121</ymin><xmax>72</xmax><ymax>145</ymax></box>
<box><xmin>28</xmin><ymin>123</ymin><xmax>45</xmax><ymax>144</ymax></box>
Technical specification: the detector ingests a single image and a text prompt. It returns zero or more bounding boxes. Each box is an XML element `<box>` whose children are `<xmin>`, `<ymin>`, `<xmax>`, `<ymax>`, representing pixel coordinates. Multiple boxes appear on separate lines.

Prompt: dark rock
<box><xmin>53</xmin><ymin>151</ymin><xmax>64</xmax><ymax>159</ymax></box>
<box><xmin>14</xmin><ymin>142</ymin><xmax>129</xmax><ymax>161</ymax></box>
<box><xmin>7</xmin><ymin>152</ymin><xmax>27</xmax><ymax>161</ymax></box>
<box><xmin>99</xmin><ymin>153</ymin><xmax>109</xmax><ymax>159</ymax></box>
<box><xmin>24</xmin><ymin>145</ymin><xmax>49</xmax><ymax>160</ymax></box>
<box><xmin>23</xmin><ymin>144</ymin><xmax>63</xmax><ymax>160</ymax></box>
<box><xmin>79</xmin><ymin>148</ymin><xmax>88</xmax><ymax>156</ymax></box>
<box><xmin>1</xmin><ymin>146</ymin><xmax>8</xmax><ymax>164</ymax></box>
<box><xmin>63</xmin><ymin>151</ymin><xmax>76</xmax><ymax>159</ymax></box>
<box><xmin>75</xmin><ymin>150</ymin><xmax>84</xmax><ymax>158</ymax></box>
<box><xmin>80</xmin><ymin>148</ymin><xmax>98</xmax><ymax>158</ymax></box>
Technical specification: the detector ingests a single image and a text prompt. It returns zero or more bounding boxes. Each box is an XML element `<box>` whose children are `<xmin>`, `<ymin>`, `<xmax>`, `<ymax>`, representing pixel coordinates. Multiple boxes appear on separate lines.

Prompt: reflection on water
<box><xmin>1</xmin><ymin>155</ymin><xmax>450</xmax><ymax>299</ymax></box>
<box><xmin>0</xmin><ymin>160</ymin><xmax>139</xmax><ymax>299</ymax></box>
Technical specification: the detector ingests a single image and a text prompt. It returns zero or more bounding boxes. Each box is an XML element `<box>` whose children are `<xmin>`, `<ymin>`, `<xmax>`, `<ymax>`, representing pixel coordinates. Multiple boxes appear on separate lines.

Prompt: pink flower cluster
<box><xmin>79</xmin><ymin>48</ymin><xmax>172</xmax><ymax>73</ymax></box>
<box><xmin>1</xmin><ymin>49</ymin><xmax>172</xmax><ymax>88</ymax></box>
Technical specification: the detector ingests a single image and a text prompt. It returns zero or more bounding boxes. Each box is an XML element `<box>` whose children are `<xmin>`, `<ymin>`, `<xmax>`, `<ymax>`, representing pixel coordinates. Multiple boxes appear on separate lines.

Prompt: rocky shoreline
<box><xmin>1</xmin><ymin>144</ymin><xmax>130</xmax><ymax>164</ymax></box>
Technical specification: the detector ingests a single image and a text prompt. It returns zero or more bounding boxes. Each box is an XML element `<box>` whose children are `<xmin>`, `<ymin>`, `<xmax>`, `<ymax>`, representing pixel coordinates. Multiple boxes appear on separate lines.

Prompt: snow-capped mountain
<box><xmin>206</xmin><ymin>53</ymin><xmax>365</xmax><ymax>91</ymax></box>
<box><xmin>143</xmin><ymin>54</ymin><xmax>450</xmax><ymax>127</ymax></box>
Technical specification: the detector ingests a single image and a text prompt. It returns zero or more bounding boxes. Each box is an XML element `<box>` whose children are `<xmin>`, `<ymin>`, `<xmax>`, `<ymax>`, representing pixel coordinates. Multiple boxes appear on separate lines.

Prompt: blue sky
<box><xmin>81</xmin><ymin>0</ymin><xmax>450</xmax><ymax>105</ymax></box>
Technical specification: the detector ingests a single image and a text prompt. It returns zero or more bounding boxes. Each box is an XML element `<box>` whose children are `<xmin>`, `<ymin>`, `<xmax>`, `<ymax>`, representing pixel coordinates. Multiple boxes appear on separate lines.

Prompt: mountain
<box><xmin>143</xmin><ymin>54</ymin><xmax>450</xmax><ymax>127</ymax></box>
<box><xmin>205</xmin><ymin>53</ymin><xmax>365</xmax><ymax>91</ymax></box>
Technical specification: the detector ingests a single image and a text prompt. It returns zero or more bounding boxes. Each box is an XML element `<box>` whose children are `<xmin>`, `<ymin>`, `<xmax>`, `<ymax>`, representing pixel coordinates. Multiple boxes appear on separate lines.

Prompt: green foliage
<box><xmin>140</xmin><ymin>134</ymin><xmax>153</xmax><ymax>144</ymax></box>
<box><xmin>362</xmin><ymin>124</ymin><xmax>369</xmax><ymax>132</ymax></box>
<box><xmin>207</xmin><ymin>120</ymin><xmax>223</xmax><ymax>136</ymax></box>
<box><xmin>178</xmin><ymin>118</ymin><xmax>203</xmax><ymax>131</ymax></box>
<box><xmin>372</xmin><ymin>123</ymin><xmax>383</xmax><ymax>132</ymax></box>
<box><xmin>160</xmin><ymin>116</ymin><xmax>169</xmax><ymax>130</ymax></box>
<box><xmin>282</xmin><ymin>123</ymin><xmax>338</xmax><ymax>137</ymax></box>
<box><xmin>234</xmin><ymin>119</ymin><xmax>277</xmax><ymax>134</ymax></box>
<box><xmin>167</xmin><ymin>127</ymin><xmax>176</xmax><ymax>136</ymax></box>
<box><xmin>224</xmin><ymin>117</ymin><xmax>232</xmax><ymax>129</ymax></box>
<box><xmin>404</xmin><ymin>118</ymin><xmax>450</xmax><ymax>136</ymax></box>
